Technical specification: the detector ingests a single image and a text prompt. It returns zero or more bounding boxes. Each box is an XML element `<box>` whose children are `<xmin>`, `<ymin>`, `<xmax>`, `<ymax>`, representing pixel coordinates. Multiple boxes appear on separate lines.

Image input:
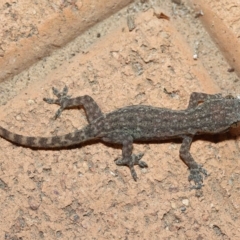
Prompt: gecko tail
<box><xmin>0</xmin><ymin>125</ymin><xmax>97</xmax><ymax>148</ymax></box>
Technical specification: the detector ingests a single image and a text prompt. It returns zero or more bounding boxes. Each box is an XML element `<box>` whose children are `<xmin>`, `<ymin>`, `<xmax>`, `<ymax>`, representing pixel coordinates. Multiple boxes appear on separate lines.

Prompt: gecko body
<box><xmin>1</xmin><ymin>87</ymin><xmax>239</xmax><ymax>189</ymax></box>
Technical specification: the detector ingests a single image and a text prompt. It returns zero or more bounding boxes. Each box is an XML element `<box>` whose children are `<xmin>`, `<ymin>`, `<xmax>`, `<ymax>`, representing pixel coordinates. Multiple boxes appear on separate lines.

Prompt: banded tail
<box><xmin>0</xmin><ymin>124</ymin><xmax>97</xmax><ymax>148</ymax></box>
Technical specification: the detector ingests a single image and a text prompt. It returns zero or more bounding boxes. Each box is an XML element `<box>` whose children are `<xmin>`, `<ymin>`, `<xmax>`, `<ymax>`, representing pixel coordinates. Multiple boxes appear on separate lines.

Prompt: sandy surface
<box><xmin>0</xmin><ymin>0</ymin><xmax>240</xmax><ymax>239</ymax></box>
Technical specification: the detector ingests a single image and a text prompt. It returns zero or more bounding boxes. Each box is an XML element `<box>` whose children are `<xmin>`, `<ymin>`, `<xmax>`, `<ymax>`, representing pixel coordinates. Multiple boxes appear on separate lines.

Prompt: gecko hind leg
<box><xmin>114</xmin><ymin>137</ymin><xmax>148</xmax><ymax>181</ymax></box>
<box><xmin>43</xmin><ymin>86</ymin><xmax>103</xmax><ymax>122</ymax></box>
<box><xmin>180</xmin><ymin>135</ymin><xmax>208</xmax><ymax>189</ymax></box>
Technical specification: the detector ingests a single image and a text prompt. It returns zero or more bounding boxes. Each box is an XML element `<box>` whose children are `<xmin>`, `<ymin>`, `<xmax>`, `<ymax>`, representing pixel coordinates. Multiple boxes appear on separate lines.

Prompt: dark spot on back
<box><xmin>1</xmin><ymin>128</ymin><xmax>9</xmax><ymax>139</ymax></box>
<box><xmin>26</xmin><ymin>137</ymin><xmax>36</xmax><ymax>146</ymax></box>
<box><xmin>51</xmin><ymin>136</ymin><xmax>62</xmax><ymax>145</ymax></box>
<box><xmin>39</xmin><ymin>138</ymin><xmax>48</xmax><ymax>147</ymax></box>
<box><xmin>14</xmin><ymin>134</ymin><xmax>21</xmax><ymax>143</ymax></box>
<box><xmin>65</xmin><ymin>133</ymin><xmax>78</xmax><ymax>142</ymax></box>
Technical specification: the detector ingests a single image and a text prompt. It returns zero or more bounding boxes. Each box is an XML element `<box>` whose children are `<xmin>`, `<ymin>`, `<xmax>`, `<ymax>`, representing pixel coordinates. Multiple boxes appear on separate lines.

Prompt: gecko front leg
<box><xmin>43</xmin><ymin>86</ymin><xmax>103</xmax><ymax>122</ymax></box>
<box><xmin>103</xmin><ymin>134</ymin><xmax>148</xmax><ymax>181</ymax></box>
<box><xmin>115</xmin><ymin>137</ymin><xmax>148</xmax><ymax>181</ymax></box>
<box><xmin>180</xmin><ymin>135</ymin><xmax>208</xmax><ymax>189</ymax></box>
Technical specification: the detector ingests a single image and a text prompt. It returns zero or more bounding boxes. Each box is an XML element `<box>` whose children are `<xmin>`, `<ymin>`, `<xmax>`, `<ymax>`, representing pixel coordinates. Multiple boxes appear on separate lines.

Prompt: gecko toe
<box><xmin>132</xmin><ymin>153</ymin><xmax>147</xmax><ymax>168</ymax></box>
<box><xmin>54</xmin><ymin>108</ymin><xmax>64</xmax><ymax>119</ymax></box>
<box><xmin>114</xmin><ymin>154</ymin><xmax>145</xmax><ymax>181</ymax></box>
<box><xmin>199</xmin><ymin>166</ymin><xmax>208</xmax><ymax>176</ymax></box>
<box><xmin>136</xmin><ymin>153</ymin><xmax>144</xmax><ymax>159</ymax></box>
<box><xmin>62</xmin><ymin>85</ymin><xmax>69</xmax><ymax>95</ymax></box>
<box><xmin>115</xmin><ymin>157</ymin><xmax>126</xmax><ymax>166</ymax></box>
<box><xmin>52</xmin><ymin>86</ymin><xmax>69</xmax><ymax>98</ymax></box>
<box><xmin>188</xmin><ymin>166</ymin><xmax>207</xmax><ymax>189</ymax></box>
<box><xmin>138</xmin><ymin>160</ymin><xmax>148</xmax><ymax>168</ymax></box>
<box><xmin>130</xmin><ymin>166</ymin><xmax>138</xmax><ymax>181</ymax></box>
<box><xmin>43</xmin><ymin>97</ymin><xmax>59</xmax><ymax>104</ymax></box>
<box><xmin>52</xmin><ymin>87</ymin><xmax>60</xmax><ymax>96</ymax></box>
<box><xmin>190</xmin><ymin>183</ymin><xmax>203</xmax><ymax>190</ymax></box>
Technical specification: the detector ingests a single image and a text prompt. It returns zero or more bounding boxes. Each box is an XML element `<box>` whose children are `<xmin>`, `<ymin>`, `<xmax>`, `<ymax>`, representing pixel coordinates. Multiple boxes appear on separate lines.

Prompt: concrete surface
<box><xmin>0</xmin><ymin>0</ymin><xmax>240</xmax><ymax>239</ymax></box>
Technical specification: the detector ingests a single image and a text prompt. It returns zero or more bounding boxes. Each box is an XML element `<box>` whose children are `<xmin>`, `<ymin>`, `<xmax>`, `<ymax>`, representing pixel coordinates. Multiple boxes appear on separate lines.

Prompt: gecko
<box><xmin>0</xmin><ymin>86</ymin><xmax>239</xmax><ymax>189</ymax></box>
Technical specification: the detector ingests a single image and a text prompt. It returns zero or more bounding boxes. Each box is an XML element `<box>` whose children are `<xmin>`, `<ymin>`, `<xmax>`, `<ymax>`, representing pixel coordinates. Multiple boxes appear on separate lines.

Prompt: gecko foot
<box><xmin>188</xmin><ymin>165</ymin><xmax>208</xmax><ymax>189</ymax></box>
<box><xmin>115</xmin><ymin>153</ymin><xmax>147</xmax><ymax>181</ymax></box>
<box><xmin>43</xmin><ymin>86</ymin><xmax>71</xmax><ymax>119</ymax></box>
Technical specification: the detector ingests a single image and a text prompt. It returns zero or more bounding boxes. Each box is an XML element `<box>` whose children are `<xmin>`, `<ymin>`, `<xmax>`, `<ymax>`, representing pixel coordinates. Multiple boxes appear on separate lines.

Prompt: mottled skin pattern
<box><xmin>1</xmin><ymin>87</ymin><xmax>240</xmax><ymax>189</ymax></box>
